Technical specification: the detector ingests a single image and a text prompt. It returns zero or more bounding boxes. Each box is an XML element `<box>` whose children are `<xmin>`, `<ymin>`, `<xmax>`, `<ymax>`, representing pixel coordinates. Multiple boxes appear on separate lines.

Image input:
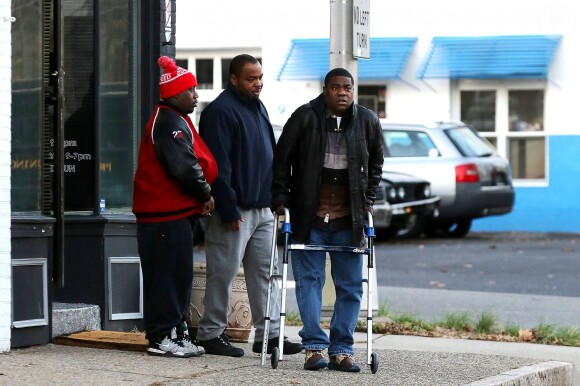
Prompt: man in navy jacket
<box><xmin>196</xmin><ymin>54</ymin><xmax>301</xmax><ymax>357</ymax></box>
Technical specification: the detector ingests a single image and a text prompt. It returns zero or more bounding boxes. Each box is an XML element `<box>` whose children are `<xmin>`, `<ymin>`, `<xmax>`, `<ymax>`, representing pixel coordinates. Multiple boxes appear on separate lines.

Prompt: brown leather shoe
<box><xmin>328</xmin><ymin>354</ymin><xmax>361</xmax><ymax>372</ymax></box>
<box><xmin>304</xmin><ymin>350</ymin><xmax>329</xmax><ymax>370</ymax></box>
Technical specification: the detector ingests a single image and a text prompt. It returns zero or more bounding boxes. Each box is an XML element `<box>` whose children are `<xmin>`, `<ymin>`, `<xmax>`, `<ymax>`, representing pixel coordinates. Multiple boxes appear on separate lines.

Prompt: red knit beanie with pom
<box><xmin>158</xmin><ymin>56</ymin><xmax>197</xmax><ymax>99</ymax></box>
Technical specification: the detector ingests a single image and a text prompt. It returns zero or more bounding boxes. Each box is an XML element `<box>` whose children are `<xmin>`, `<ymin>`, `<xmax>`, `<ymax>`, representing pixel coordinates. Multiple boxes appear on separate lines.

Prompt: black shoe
<box><xmin>252</xmin><ymin>336</ymin><xmax>302</xmax><ymax>355</ymax></box>
<box><xmin>198</xmin><ymin>333</ymin><xmax>244</xmax><ymax>357</ymax></box>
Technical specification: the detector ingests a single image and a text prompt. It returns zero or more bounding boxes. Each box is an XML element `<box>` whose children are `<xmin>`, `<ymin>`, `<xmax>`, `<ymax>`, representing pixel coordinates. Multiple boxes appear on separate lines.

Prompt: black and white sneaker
<box><xmin>147</xmin><ymin>335</ymin><xmax>201</xmax><ymax>358</ymax></box>
<box><xmin>174</xmin><ymin>329</ymin><xmax>205</xmax><ymax>356</ymax></box>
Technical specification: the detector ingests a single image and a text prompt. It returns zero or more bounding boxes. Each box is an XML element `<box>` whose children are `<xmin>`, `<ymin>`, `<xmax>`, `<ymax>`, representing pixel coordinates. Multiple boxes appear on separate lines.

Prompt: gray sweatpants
<box><xmin>196</xmin><ymin>208</ymin><xmax>280</xmax><ymax>342</ymax></box>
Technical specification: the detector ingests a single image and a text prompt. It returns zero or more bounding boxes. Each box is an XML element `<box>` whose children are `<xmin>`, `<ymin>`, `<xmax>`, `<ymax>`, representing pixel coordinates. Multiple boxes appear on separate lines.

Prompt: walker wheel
<box><xmin>271</xmin><ymin>347</ymin><xmax>280</xmax><ymax>369</ymax></box>
<box><xmin>370</xmin><ymin>352</ymin><xmax>379</xmax><ymax>374</ymax></box>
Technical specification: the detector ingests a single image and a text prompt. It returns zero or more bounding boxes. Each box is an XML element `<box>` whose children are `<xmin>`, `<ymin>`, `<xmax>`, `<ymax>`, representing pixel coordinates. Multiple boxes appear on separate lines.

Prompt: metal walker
<box><xmin>261</xmin><ymin>208</ymin><xmax>379</xmax><ymax>374</ymax></box>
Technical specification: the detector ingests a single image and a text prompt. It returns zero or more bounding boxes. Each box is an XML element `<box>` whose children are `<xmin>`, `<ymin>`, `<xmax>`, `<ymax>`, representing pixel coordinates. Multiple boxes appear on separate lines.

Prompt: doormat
<box><xmin>53</xmin><ymin>330</ymin><xmax>147</xmax><ymax>352</ymax></box>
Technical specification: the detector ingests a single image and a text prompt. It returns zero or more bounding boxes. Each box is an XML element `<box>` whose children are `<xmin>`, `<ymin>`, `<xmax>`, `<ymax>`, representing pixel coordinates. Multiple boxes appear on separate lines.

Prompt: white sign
<box><xmin>353</xmin><ymin>0</ymin><xmax>370</xmax><ymax>59</ymax></box>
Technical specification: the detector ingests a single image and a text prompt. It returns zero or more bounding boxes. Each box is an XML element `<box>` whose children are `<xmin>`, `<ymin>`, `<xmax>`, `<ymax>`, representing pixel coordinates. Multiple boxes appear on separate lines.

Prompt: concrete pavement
<box><xmin>0</xmin><ymin>324</ymin><xmax>575</xmax><ymax>385</ymax></box>
<box><xmin>2</xmin><ymin>278</ymin><xmax>578</xmax><ymax>385</ymax></box>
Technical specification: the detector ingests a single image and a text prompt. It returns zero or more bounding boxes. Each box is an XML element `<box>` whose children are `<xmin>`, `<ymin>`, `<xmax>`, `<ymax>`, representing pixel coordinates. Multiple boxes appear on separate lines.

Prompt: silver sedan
<box><xmin>381</xmin><ymin>121</ymin><xmax>515</xmax><ymax>237</ymax></box>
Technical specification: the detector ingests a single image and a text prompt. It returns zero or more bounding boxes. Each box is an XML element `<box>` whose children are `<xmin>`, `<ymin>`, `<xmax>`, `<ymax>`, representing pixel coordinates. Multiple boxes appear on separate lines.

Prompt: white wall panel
<box><xmin>0</xmin><ymin>0</ymin><xmax>12</xmax><ymax>353</ymax></box>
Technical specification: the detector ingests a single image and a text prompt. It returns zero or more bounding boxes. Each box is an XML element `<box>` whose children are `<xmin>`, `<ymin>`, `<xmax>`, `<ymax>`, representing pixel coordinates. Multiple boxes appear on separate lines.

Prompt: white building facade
<box><xmin>0</xmin><ymin>0</ymin><xmax>12</xmax><ymax>352</ymax></box>
<box><xmin>176</xmin><ymin>0</ymin><xmax>580</xmax><ymax>233</ymax></box>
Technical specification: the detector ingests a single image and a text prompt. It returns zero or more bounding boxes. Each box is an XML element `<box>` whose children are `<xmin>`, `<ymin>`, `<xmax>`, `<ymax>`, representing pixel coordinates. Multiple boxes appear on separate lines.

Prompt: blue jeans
<box><xmin>292</xmin><ymin>227</ymin><xmax>363</xmax><ymax>356</ymax></box>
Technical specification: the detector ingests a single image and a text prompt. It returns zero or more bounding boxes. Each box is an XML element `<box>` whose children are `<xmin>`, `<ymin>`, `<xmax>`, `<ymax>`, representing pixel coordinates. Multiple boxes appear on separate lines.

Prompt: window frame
<box><xmin>451</xmin><ymin>79</ymin><xmax>549</xmax><ymax>187</ymax></box>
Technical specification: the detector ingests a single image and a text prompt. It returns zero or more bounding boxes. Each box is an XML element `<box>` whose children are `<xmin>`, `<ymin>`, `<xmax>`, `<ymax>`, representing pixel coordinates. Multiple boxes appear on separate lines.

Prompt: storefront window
<box><xmin>63</xmin><ymin>0</ymin><xmax>96</xmax><ymax>211</ymax></box>
<box><xmin>11</xmin><ymin>0</ymin><xmax>43</xmax><ymax>212</ymax></box>
<box><xmin>98</xmin><ymin>0</ymin><xmax>137</xmax><ymax>211</ymax></box>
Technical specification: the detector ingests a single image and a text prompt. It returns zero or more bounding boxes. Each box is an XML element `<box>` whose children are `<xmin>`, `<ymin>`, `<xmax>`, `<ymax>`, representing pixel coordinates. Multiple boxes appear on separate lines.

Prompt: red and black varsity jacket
<box><xmin>132</xmin><ymin>104</ymin><xmax>218</xmax><ymax>223</ymax></box>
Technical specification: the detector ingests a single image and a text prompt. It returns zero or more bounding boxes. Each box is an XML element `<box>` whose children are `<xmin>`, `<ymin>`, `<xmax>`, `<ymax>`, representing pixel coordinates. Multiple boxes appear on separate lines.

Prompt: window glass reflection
<box><xmin>221</xmin><ymin>58</ymin><xmax>232</xmax><ymax>89</ymax></box>
<box><xmin>11</xmin><ymin>0</ymin><xmax>43</xmax><ymax>211</ymax></box>
<box><xmin>509</xmin><ymin>90</ymin><xmax>544</xmax><ymax>132</ymax></box>
<box><xmin>196</xmin><ymin>59</ymin><xmax>213</xmax><ymax>89</ymax></box>
<box><xmin>460</xmin><ymin>90</ymin><xmax>496</xmax><ymax>132</ymax></box>
<box><xmin>508</xmin><ymin>137</ymin><xmax>545</xmax><ymax>179</ymax></box>
<box><xmin>99</xmin><ymin>0</ymin><xmax>134</xmax><ymax>210</ymax></box>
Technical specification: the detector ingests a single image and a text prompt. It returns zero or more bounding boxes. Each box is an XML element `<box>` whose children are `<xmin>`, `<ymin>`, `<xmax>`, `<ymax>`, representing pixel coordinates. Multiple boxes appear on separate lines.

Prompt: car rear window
<box><xmin>383</xmin><ymin>130</ymin><xmax>439</xmax><ymax>157</ymax></box>
<box><xmin>445</xmin><ymin>127</ymin><xmax>496</xmax><ymax>157</ymax></box>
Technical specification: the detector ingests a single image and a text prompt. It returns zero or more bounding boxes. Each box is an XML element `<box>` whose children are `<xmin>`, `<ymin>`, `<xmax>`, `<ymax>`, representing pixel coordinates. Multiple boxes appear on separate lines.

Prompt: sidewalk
<box><xmin>0</xmin><ymin>324</ymin><xmax>575</xmax><ymax>386</ymax></box>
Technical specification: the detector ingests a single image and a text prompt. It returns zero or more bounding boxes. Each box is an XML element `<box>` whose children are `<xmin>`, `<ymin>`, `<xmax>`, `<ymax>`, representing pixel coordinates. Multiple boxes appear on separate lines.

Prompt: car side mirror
<box><xmin>428</xmin><ymin>148</ymin><xmax>440</xmax><ymax>157</ymax></box>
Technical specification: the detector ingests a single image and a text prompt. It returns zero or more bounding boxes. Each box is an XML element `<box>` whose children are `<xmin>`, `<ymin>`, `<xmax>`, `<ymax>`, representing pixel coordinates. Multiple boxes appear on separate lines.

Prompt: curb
<box><xmin>465</xmin><ymin>361</ymin><xmax>574</xmax><ymax>386</ymax></box>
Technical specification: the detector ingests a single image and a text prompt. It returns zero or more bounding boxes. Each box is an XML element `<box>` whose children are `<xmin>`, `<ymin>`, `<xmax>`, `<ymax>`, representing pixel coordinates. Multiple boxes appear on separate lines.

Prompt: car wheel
<box><xmin>385</xmin><ymin>214</ymin><xmax>427</xmax><ymax>240</ymax></box>
<box><xmin>399</xmin><ymin>213</ymin><xmax>427</xmax><ymax>239</ymax></box>
<box><xmin>447</xmin><ymin>220</ymin><xmax>472</xmax><ymax>238</ymax></box>
<box><xmin>426</xmin><ymin>219</ymin><xmax>472</xmax><ymax>238</ymax></box>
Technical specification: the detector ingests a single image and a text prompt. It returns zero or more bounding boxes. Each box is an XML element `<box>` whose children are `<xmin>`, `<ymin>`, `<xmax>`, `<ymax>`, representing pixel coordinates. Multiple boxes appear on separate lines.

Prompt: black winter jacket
<box><xmin>272</xmin><ymin>93</ymin><xmax>384</xmax><ymax>247</ymax></box>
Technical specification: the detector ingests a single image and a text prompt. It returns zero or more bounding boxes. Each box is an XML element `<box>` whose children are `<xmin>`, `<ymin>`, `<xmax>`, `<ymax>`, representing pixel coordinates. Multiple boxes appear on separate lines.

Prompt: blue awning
<box><xmin>276</xmin><ymin>37</ymin><xmax>417</xmax><ymax>81</ymax></box>
<box><xmin>417</xmin><ymin>35</ymin><xmax>562</xmax><ymax>79</ymax></box>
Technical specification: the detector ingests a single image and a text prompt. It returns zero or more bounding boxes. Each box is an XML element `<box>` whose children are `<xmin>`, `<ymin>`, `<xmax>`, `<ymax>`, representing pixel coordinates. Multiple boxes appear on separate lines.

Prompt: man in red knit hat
<box><xmin>133</xmin><ymin>56</ymin><xmax>217</xmax><ymax>358</ymax></box>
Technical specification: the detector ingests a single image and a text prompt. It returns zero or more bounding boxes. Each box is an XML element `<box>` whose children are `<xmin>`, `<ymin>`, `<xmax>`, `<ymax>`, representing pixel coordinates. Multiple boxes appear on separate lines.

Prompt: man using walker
<box><xmin>272</xmin><ymin>68</ymin><xmax>384</xmax><ymax>372</ymax></box>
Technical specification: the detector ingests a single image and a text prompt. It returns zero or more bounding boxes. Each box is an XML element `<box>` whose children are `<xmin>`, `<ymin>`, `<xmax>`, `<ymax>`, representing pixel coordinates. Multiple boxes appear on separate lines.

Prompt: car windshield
<box><xmin>383</xmin><ymin>130</ymin><xmax>439</xmax><ymax>157</ymax></box>
<box><xmin>445</xmin><ymin>127</ymin><xmax>496</xmax><ymax>157</ymax></box>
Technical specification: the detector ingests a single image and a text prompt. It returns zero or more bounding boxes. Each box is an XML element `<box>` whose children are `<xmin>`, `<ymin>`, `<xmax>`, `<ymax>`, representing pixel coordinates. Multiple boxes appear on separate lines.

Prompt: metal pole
<box><xmin>161</xmin><ymin>0</ymin><xmax>176</xmax><ymax>58</ymax></box>
<box><xmin>53</xmin><ymin>0</ymin><xmax>66</xmax><ymax>288</ymax></box>
<box><xmin>329</xmin><ymin>0</ymin><xmax>358</xmax><ymax>102</ymax></box>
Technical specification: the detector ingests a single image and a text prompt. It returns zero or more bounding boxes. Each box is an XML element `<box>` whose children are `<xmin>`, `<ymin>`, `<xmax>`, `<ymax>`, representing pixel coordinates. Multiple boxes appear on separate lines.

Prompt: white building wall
<box><xmin>176</xmin><ymin>0</ymin><xmax>580</xmax><ymax>133</ymax></box>
<box><xmin>0</xmin><ymin>0</ymin><xmax>12</xmax><ymax>352</ymax></box>
<box><xmin>376</xmin><ymin>0</ymin><xmax>580</xmax><ymax>136</ymax></box>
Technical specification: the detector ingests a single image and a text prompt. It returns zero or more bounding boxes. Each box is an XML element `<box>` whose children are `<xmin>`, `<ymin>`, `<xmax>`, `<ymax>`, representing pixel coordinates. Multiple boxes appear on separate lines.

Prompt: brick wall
<box><xmin>0</xmin><ymin>0</ymin><xmax>12</xmax><ymax>352</ymax></box>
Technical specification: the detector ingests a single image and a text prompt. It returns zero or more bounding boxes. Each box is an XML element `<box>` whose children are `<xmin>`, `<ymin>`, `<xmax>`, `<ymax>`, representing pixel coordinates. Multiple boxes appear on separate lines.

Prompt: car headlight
<box><xmin>388</xmin><ymin>187</ymin><xmax>397</xmax><ymax>201</ymax></box>
<box><xmin>397</xmin><ymin>187</ymin><xmax>406</xmax><ymax>200</ymax></box>
<box><xmin>375</xmin><ymin>185</ymin><xmax>387</xmax><ymax>203</ymax></box>
<box><xmin>423</xmin><ymin>184</ymin><xmax>431</xmax><ymax>198</ymax></box>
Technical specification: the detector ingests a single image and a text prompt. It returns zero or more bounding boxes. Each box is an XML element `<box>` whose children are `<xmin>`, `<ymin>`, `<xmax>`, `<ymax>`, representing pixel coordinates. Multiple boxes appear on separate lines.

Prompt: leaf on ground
<box><xmin>518</xmin><ymin>328</ymin><xmax>533</xmax><ymax>342</ymax></box>
<box><xmin>429</xmin><ymin>280</ymin><xmax>446</xmax><ymax>288</ymax></box>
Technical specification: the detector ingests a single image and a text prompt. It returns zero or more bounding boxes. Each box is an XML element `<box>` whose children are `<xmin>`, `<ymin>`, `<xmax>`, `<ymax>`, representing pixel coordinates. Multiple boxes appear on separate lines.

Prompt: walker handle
<box><xmin>367</xmin><ymin>211</ymin><xmax>373</xmax><ymax>228</ymax></box>
<box><xmin>366</xmin><ymin>211</ymin><xmax>375</xmax><ymax>238</ymax></box>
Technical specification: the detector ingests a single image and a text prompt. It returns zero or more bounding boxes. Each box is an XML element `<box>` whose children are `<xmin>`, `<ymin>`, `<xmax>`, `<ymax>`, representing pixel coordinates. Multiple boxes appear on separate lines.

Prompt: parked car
<box><xmin>381</xmin><ymin>121</ymin><xmax>515</xmax><ymax>237</ymax></box>
<box><xmin>374</xmin><ymin>171</ymin><xmax>440</xmax><ymax>238</ymax></box>
<box><xmin>273</xmin><ymin>124</ymin><xmax>440</xmax><ymax>239</ymax></box>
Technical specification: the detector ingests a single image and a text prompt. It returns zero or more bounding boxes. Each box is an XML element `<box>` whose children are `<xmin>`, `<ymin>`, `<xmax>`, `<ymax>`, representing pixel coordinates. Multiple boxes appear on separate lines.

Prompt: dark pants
<box><xmin>137</xmin><ymin>216</ymin><xmax>198</xmax><ymax>341</ymax></box>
